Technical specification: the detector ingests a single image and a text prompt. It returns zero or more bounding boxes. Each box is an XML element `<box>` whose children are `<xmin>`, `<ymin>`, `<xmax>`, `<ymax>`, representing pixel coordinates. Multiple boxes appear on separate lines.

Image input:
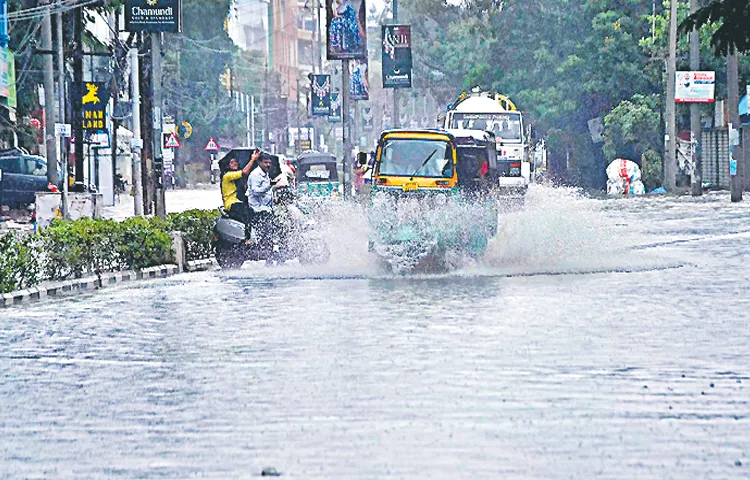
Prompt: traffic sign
<box><xmin>205</xmin><ymin>137</ymin><xmax>220</xmax><ymax>151</ymax></box>
<box><xmin>177</xmin><ymin>121</ymin><xmax>193</xmax><ymax>139</ymax></box>
<box><xmin>164</xmin><ymin>132</ymin><xmax>181</xmax><ymax>149</ymax></box>
<box><xmin>54</xmin><ymin>123</ymin><xmax>72</xmax><ymax>138</ymax></box>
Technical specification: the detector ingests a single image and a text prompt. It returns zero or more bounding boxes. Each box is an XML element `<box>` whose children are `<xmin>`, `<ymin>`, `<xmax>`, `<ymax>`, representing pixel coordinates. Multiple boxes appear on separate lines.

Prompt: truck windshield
<box><xmin>451</xmin><ymin>112</ymin><xmax>523</xmax><ymax>142</ymax></box>
<box><xmin>379</xmin><ymin>138</ymin><xmax>454</xmax><ymax>178</ymax></box>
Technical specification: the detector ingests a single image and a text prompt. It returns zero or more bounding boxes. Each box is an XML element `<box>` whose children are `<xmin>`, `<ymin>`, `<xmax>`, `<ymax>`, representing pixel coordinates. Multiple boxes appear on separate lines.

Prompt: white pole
<box><xmin>130</xmin><ymin>47</ymin><xmax>143</xmax><ymax>216</ymax></box>
<box><xmin>245</xmin><ymin>93</ymin><xmax>252</xmax><ymax>147</ymax></box>
<box><xmin>250</xmin><ymin>95</ymin><xmax>256</xmax><ymax>147</ymax></box>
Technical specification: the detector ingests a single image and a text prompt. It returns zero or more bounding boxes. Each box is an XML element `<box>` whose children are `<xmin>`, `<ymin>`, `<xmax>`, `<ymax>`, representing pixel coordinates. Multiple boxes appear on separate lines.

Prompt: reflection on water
<box><xmin>2</xmin><ymin>186</ymin><xmax>749</xmax><ymax>479</ymax></box>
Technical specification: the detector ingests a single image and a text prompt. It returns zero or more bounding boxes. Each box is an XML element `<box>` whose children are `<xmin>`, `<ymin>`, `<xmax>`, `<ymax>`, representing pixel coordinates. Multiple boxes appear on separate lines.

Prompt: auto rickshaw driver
<box><xmin>221</xmin><ymin>150</ymin><xmax>259</xmax><ymax>242</ymax></box>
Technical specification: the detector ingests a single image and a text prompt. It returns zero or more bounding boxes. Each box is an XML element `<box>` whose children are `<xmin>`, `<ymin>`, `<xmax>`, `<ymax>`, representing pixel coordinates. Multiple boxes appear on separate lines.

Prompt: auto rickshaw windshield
<box><xmin>379</xmin><ymin>138</ymin><xmax>454</xmax><ymax>178</ymax></box>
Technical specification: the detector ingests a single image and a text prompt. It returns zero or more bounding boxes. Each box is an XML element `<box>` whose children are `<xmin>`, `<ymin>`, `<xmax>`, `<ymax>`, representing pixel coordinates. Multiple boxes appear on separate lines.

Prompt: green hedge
<box><xmin>0</xmin><ymin>209</ymin><xmax>220</xmax><ymax>294</ymax></box>
<box><xmin>158</xmin><ymin>209</ymin><xmax>219</xmax><ymax>262</ymax></box>
<box><xmin>0</xmin><ymin>232</ymin><xmax>41</xmax><ymax>294</ymax></box>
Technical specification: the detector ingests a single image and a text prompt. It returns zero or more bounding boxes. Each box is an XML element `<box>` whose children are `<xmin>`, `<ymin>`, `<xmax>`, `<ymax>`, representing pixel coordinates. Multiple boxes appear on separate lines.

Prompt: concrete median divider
<box><xmin>1</xmin><ymin>263</ymin><xmax>187</xmax><ymax>309</ymax></box>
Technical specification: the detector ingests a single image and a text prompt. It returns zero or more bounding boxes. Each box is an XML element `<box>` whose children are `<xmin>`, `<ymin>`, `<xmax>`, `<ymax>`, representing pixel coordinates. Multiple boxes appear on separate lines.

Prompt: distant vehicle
<box><xmin>0</xmin><ymin>149</ymin><xmax>58</xmax><ymax>208</ymax></box>
<box><xmin>442</xmin><ymin>88</ymin><xmax>531</xmax><ymax>194</ymax></box>
<box><xmin>295</xmin><ymin>152</ymin><xmax>339</xmax><ymax>198</ymax></box>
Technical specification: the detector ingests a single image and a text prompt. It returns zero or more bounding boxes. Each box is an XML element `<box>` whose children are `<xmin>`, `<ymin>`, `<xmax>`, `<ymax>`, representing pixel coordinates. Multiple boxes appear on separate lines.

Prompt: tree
<box><xmin>681</xmin><ymin>0</ymin><xmax>750</xmax><ymax>54</ymax></box>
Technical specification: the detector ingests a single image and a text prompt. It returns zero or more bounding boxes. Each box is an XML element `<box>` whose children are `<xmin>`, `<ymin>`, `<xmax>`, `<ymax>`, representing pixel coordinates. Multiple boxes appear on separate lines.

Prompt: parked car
<box><xmin>0</xmin><ymin>149</ymin><xmax>58</xmax><ymax>208</ymax></box>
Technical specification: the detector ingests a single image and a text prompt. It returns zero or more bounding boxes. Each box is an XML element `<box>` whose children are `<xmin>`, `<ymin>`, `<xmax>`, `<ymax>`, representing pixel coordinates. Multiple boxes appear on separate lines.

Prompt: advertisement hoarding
<box><xmin>326</xmin><ymin>0</ymin><xmax>367</xmax><ymax>60</ymax></box>
<box><xmin>311</xmin><ymin>74</ymin><xmax>332</xmax><ymax>116</ymax></box>
<box><xmin>676</xmin><ymin>71</ymin><xmax>715</xmax><ymax>103</ymax></box>
<box><xmin>382</xmin><ymin>25</ymin><xmax>412</xmax><ymax>89</ymax></box>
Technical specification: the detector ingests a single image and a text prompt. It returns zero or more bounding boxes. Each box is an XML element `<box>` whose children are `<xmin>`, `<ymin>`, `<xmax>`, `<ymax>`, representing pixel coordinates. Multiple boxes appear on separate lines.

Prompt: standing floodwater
<box><xmin>2</xmin><ymin>186</ymin><xmax>749</xmax><ymax>479</ymax></box>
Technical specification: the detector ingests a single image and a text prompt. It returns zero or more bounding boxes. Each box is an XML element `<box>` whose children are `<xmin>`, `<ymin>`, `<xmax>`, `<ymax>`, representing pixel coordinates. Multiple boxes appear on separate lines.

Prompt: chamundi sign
<box><xmin>125</xmin><ymin>0</ymin><xmax>182</xmax><ymax>33</ymax></box>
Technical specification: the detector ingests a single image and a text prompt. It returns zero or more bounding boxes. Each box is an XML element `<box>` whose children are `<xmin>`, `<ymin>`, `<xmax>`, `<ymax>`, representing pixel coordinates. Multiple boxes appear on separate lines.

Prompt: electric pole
<box><xmin>130</xmin><ymin>45</ymin><xmax>143</xmax><ymax>216</ymax></box>
<box><xmin>40</xmin><ymin>0</ymin><xmax>58</xmax><ymax>185</ymax></box>
<box><xmin>664</xmin><ymin>0</ymin><xmax>677</xmax><ymax>192</ymax></box>
<box><xmin>56</xmin><ymin>0</ymin><xmax>67</xmax><ymax>218</ymax></box>
<box><xmin>72</xmin><ymin>6</ymin><xmax>84</xmax><ymax>191</ymax></box>
<box><xmin>342</xmin><ymin>60</ymin><xmax>351</xmax><ymax>198</ymax></box>
<box><xmin>728</xmin><ymin>48</ymin><xmax>743</xmax><ymax>202</ymax></box>
<box><xmin>152</xmin><ymin>32</ymin><xmax>165</xmax><ymax>218</ymax></box>
<box><xmin>139</xmin><ymin>34</ymin><xmax>153</xmax><ymax>214</ymax></box>
<box><xmin>689</xmin><ymin>0</ymin><xmax>702</xmax><ymax>196</ymax></box>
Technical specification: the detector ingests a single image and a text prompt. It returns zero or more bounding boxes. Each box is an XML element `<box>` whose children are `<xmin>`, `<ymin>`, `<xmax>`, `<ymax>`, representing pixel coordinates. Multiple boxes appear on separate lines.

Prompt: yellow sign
<box><xmin>80</xmin><ymin>82</ymin><xmax>109</xmax><ymax>132</ymax></box>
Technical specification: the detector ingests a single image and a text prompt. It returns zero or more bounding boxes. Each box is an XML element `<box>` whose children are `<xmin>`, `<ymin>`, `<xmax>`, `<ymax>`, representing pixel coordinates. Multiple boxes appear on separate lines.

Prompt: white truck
<box><xmin>442</xmin><ymin>89</ymin><xmax>530</xmax><ymax>193</ymax></box>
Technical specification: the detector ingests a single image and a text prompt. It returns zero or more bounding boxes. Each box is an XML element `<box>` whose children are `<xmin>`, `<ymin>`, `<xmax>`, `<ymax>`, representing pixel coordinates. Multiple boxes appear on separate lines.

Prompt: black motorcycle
<box><xmin>211</xmin><ymin>197</ymin><xmax>331</xmax><ymax>270</ymax></box>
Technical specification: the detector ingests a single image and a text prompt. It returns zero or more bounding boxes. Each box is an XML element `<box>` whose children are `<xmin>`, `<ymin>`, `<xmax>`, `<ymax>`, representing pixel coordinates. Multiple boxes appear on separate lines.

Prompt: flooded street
<box><xmin>2</xmin><ymin>186</ymin><xmax>749</xmax><ymax>479</ymax></box>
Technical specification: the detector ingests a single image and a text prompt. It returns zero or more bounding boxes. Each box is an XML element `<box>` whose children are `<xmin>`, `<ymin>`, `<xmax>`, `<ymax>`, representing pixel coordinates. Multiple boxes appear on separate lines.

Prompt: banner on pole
<box><xmin>382</xmin><ymin>25</ymin><xmax>412</xmax><ymax>89</ymax></box>
<box><xmin>326</xmin><ymin>0</ymin><xmax>367</xmax><ymax>60</ymax></box>
<box><xmin>81</xmin><ymin>82</ymin><xmax>109</xmax><ymax>132</ymax></box>
<box><xmin>349</xmin><ymin>59</ymin><xmax>369</xmax><ymax>101</ymax></box>
<box><xmin>310</xmin><ymin>74</ymin><xmax>332</xmax><ymax>116</ymax></box>
<box><xmin>329</xmin><ymin>92</ymin><xmax>341</xmax><ymax>122</ymax></box>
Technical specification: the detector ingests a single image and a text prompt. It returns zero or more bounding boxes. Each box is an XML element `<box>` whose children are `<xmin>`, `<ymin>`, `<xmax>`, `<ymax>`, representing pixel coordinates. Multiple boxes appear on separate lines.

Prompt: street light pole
<box><xmin>392</xmin><ymin>0</ymin><xmax>399</xmax><ymax>129</ymax></box>
<box><xmin>41</xmin><ymin>0</ymin><xmax>58</xmax><ymax>186</ymax></box>
<box><xmin>664</xmin><ymin>0</ymin><xmax>677</xmax><ymax>192</ymax></box>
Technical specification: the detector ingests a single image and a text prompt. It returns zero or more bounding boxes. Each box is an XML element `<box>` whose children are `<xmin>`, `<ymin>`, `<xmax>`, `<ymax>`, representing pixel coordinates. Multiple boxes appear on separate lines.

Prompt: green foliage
<box><xmin>156</xmin><ymin>209</ymin><xmax>220</xmax><ymax>261</ymax></box>
<box><xmin>36</xmin><ymin>217</ymin><xmax>171</xmax><ymax>280</ymax></box>
<box><xmin>681</xmin><ymin>0</ymin><xmax>750</xmax><ymax>55</ymax></box>
<box><xmin>0</xmin><ymin>232</ymin><xmax>40</xmax><ymax>294</ymax></box>
<box><xmin>113</xmin><ymin>217</ymin><xmax>173</xmax><ymax>271</ymax></box>
<box><xmin>0</xmin><ymin>209</ymin><xmax>219</xmax><ymax>294</ymax></box>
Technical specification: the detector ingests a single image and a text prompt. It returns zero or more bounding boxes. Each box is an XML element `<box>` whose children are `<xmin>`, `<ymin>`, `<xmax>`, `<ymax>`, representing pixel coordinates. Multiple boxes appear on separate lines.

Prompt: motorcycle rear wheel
<box><xmin>215</xmin><ymin>243</ymin><xmax>245</xmax><ymax>270</ymax></box>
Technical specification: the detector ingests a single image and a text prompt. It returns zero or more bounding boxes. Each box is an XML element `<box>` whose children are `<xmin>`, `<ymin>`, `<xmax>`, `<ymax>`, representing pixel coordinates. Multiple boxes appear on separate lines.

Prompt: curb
<box><xmin>1</xmin><ymin>263</ymin><xmax>186</xmax><ymax>309</ymax></box>
<box><xmin>186</xmin><ymin>258</ymin><xmax>217</xmax><ymax>272</ymax></box>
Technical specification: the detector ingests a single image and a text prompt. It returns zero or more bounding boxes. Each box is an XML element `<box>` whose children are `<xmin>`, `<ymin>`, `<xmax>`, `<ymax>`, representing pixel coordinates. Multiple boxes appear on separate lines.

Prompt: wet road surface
<box><xmin>2</xmin><ymin>187</ymin><xmax>749</xmax><ymax>479</ymax></box>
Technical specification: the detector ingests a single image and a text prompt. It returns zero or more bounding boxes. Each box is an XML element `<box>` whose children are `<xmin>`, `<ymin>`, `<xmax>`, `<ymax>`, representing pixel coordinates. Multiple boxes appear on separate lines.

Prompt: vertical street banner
<box><xmin>382</xmin><ymin>25</ymin><xmax>412</xmax><ymax>88</ymax></box>
<box><xmin>326</xmin><ymin>0</ymin><xmax>367</xmax><ymax>60</ymax></box>
<box><xmin>349</xmin><ymin>58</ymin><xmax>369</xmax><ymax>101</ymax></box>
<box><xmin>329</xmin><ymin>92</ymin><xmax>342</xmax><ymax>122</ymax></box>
<box><xmin>310</xmin><ymin>74</ymin><xmax>332</xmax><ymax>116</ymax></box>
<box><xmin>124</xmin><ymin>0</ymin><xmax>182</xmax><ymax>33</ymax></box>
<box><xmin>80</xmin><ymin>82</ymin><xmax>109</xmax><ymax>132</ymax></box>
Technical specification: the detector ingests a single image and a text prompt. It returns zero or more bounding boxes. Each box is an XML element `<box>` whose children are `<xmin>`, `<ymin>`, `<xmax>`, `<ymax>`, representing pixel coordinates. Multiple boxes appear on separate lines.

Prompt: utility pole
<box><xmin>342</xmin><ymin>60</ymin><xmax>351</xmax><ymax>198</ymax></box>
<box><xmin>152</xmin><ymin>32</ymin><xmax>165</xmax><ymax>218</ymax></box>
<box><xmin>140</xmin><ymin>34</ymin><xmax>153</xmax><ymax>214</ymax></box>
<box><xmin>72</xmin><ymin>6</ymin><xmax>84</xmax><ymax>191</ymax></box>
<box><xmin>129</xmin><ymin>45</ymin><xmax>143</xmax><ymax>215</ymax></box>
<box><xmin>56</xmin><ymin>0</ymin><xmax>67</xmax><ymax>218</ymax></box>
<box><xmin>689</xmin><ymin>0</ymin><xmax>702</xmax><ymax>196</ymax></box>
<box><xmin>110</xmin><ymin>8</ymin><xmax>119</xmax><ymax>207</ymax></box>
<box><xmin>392</xmin><ymin>0</ymin><xmax>399</xmax><ymax>129</ymax></box>
<box><xmin>728</xmin><ymin>48</ymin><xmax>743</xmax><ymax>202</ymax></box>
<box><xmin>664</xmin><ymin>0</ymin><xmax>677</xmax><ymax>191</ymax></box>
<box><xmin>40</xmin><ymin>0</ymin><xmax>58</xmax><ymax>186</ymax></box>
